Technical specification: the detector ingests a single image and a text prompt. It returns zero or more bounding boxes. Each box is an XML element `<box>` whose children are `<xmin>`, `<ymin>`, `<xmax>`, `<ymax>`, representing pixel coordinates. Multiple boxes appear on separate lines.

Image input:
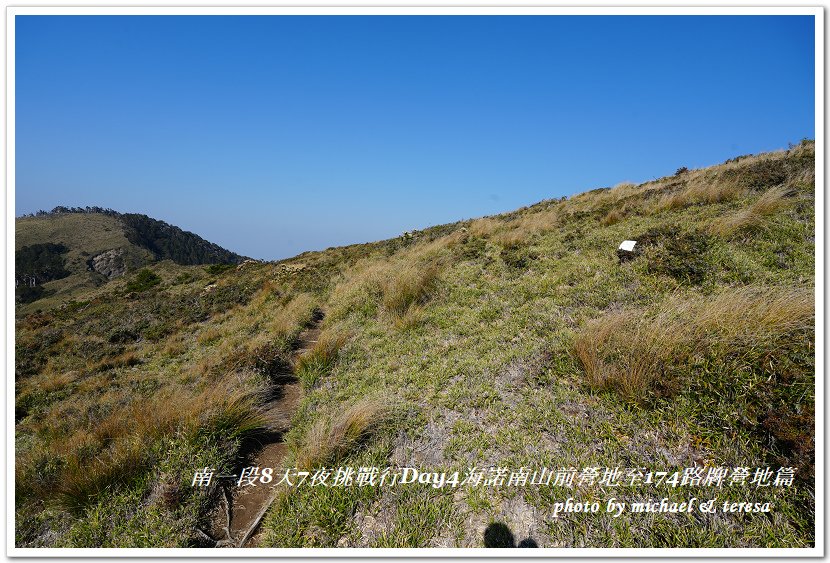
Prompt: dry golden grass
<box><xmin>391</xmin><ymin>305</ymin><xmax>426</xmax><ymax>331</ymax></box>
<box><xmin>327</xmin><ymin>258</ymin><xmax>387</xmax><ymax>320</ymax></box>
<box><xmin>328</xmin><ymin>248</ymin><xmax>444</xmax><ymax>324</ymax></box>
<box><xmin>187</xmin><ymin>291</ymin><xmax>320</xmax><ymax>378</ymax></box>
<box><xmin>463</xmin><ymin>204</ymin><xmax>559</xmax><ymax>246</ymax></box>
<box><xmin>162</xmin><ymin>334</ymin><xmax>186</xmax><ymax>358</ymax></box>
<box><xmin>709</xmin><ymin>185</ymin><xmax>795</xmax><ymax>237</ymax></box>
<box><xmin>574</xmin><ymin>287</ymin><xmax>814</xmax><ymax>400</ymax></box>
<box><xmin>264</xmin><ymin>292</ymin><xmax>318</xmax><ymax>342</ymax></box>
<box><xmin>47</xmin><ymin>371</ymin><xmax>269</xmax><ymax>511</ymax></box>
<box><xmin>656</xmin><ymin>179</ymin><xmax>746</xmax><ymax>213</ymax></box>
<box><xmin>600</xmin><ymin>209</ymin><xmax>624</xmax><ymax>226</ymax></box>
<box><xmin>294</xmin><ymin>397</ymin><xmax>388</xmax><ymax>470</ymax></box>
<box><xmin>691</xmin><ymin>286</ymin><xmax>813</xmax><ymax>343</ymax></box>
<box><xmin>37</xmin><ymin>370</ymin><xmax>80</xmax><ymax>393</ymax></box>
<box><xmin>196</xmin><ymin>326</ymin><xmax>223</xmax><ymax>345</ymax></box>
<box><xmin>381</xmin><ymin>263</ymin><xmax>440</xmax><ymax>319</ymax></box>
<box><xmin>574</xmin><ymin>308</ymin><xmax>687</xmax><ymax>399</ymax></box>
<box><xmin>257</xmin><ymin>278</ymin><xmax>280</xmax><ymax>301</ymax></box>
<box><xmin>512</xmin><ymin>207</ymin><xmax>559</xmax><ymax>236</ymax></box>
<box><xmin>652</xmin><ymin>149</ymin><xmax>801</xmax><ymax>214</ymax></box>
<box><xmin>562</xmin><ymin>181</ymin><xmax>643</xmax><ymax>218</ymax></box>
<box><xmin>91</xmin><ymin>351</ymin><xmax>140</xmax><ymax>372</ymax></box>
<box><xmin>468</xmin><ymin>217</ymin><xmax>503</xmax><ymax>238</ymax></box>
<box><xmin>491</xmin><ymin>229</ymin><xmax>519</xmax><ymax>248</ymax></box>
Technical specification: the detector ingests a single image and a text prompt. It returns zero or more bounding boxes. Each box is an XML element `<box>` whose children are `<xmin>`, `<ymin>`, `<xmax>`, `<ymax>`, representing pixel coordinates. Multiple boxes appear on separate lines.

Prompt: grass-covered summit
<box><xmin>15</xmin><ymin>141</ymin><xmax>815</xmax><ymax>548</ymax></box>
<box><xmin>15</xmin><ymin>207</ymin><xmax>244</xmax><ymax>308</ymax></box>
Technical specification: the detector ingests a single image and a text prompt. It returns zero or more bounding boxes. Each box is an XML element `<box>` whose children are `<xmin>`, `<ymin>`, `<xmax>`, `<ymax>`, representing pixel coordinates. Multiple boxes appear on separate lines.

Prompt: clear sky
<box><xmin>15</xmin><ymin>15</ymin><xmax>815</xmax><ymax>260</ymax></box>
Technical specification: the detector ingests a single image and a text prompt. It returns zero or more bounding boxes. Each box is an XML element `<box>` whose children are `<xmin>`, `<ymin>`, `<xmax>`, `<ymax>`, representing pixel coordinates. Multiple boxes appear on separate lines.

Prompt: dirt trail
<box><xmin>205</xmin><ymin>317</ymin><xmax>322</xmax><ymax>548</ymax></box>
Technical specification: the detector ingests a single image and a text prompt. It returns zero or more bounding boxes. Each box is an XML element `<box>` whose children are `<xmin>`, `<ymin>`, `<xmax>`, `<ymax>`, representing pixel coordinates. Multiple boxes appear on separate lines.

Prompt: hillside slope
<box><xmin>14</xmin><ymin>141</ymin><xmax>815</xmax><ymax>549</ymax></box>
<box><xmin>15</xmin><ymin>209</ymin><xmax>244</xmax><ymax>310</ymax></box>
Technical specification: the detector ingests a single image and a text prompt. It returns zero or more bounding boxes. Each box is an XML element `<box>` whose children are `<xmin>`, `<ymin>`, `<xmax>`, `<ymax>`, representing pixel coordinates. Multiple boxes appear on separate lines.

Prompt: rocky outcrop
<box><xmin>89</xmin><ymin>248</ymin><xmax>127</xmax><ymax>279</ymax></box>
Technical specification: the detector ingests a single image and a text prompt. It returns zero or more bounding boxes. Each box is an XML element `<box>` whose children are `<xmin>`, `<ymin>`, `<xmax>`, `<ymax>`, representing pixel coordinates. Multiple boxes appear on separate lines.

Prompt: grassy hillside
<box><xmin>14</xmin><ymin>141</ymin><xmax>815</xmax><ymax>548</ymax></box>
<box><xmin>15</xmin><ymin>210</ymin><xmax>244</xmax><ymax>312</ymax></box>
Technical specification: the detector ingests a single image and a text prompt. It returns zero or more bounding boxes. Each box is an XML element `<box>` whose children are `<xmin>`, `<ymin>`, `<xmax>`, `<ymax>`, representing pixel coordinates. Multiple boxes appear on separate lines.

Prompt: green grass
<box><xmin>15</xmin><ymin>141</ymin><xmax>816</xmax><ymax>548</ymax></box>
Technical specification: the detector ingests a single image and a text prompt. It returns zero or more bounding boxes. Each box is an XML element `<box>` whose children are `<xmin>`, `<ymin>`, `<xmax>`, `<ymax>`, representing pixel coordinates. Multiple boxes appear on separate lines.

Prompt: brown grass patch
<box><xmin>656</xmin><ymin>179</ymin><xmax>745</xmax><ymax>212</ymax></box>
<box><xmin>162</xmin><ymin>335</ymin><xmax>187</xmax><ymax>358</ymax></box>
<box><xmin>600</xmin><ymin>209</ymin><xmax>624</xmax><ymax>226</ymax></box>
<box><xmin>381</xmin><ymin>263</ymin><xmax>440</xmax><ymax>319</ymax></box>
<box><xmin>197</xmin><ymin>326</ymin><xmax>223</xmax><ymax>345</ymax></box>
<box><xmin>45</xmin><ymin>372</ymin><xmax>269</xmax><ymax>511</ymax></box>
<box><xmin>709</xmin><ymin>185</ymin><xmax>795</xmax><ymax>237</ymax></box>
<box><xmin>92</xmin><ymin>351</ymin><xmax>141</xmax><ymax>372</ymax></box>
<box><xmin>652</xmin><ymin>149</ymin><xmax>808</xmax><ymax>214</ymax></box>
<box><xmin>510</xmin><ymin>207</ymin><xmax>559</xmax><ymax>238</ymax></box>
<box><xmin>574</xmin><ymin>287</ymin><xmax>814</xmax><ymax>400</ymax></box>
<box><xmin>468</xmin><ymin>217</ymin><xmax>503</xmax><ymax>238</ymax></box>
<box><xmin>328</xmin><ymin>252</ymin><xmax>443</xmax><ymax>324</ymax></box>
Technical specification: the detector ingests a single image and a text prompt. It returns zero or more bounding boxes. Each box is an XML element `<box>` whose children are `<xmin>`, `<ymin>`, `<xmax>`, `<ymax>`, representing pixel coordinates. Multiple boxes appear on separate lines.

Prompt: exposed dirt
<box><xmin>205</xmin><ymin>319</ymin><xmax>322</xmax><ymax>548</ymax></box>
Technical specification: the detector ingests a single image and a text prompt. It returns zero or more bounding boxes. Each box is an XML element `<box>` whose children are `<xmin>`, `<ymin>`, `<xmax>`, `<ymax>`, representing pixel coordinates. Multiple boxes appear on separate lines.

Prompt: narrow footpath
<box><xmin>203</xmin><ymin>316</ymin><xmax>323</xmax><ymax>548</ymax></box>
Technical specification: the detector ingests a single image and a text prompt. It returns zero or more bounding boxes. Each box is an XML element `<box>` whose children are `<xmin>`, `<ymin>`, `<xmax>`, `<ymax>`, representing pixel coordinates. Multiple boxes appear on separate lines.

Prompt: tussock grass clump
<box><xmin>92</xmin><ymin>350</ymin><xmax>141</xmax><ymax>371</ymax></box>
<box><xmin>656</xmin><ymin>179</ymin><xmax>745</xmax><ymax>212</ymax></box>
<box><xmin>600</xmin><ymin>209</ymin><xmax>624</xmax><ymax>226</ymax></box>
<box><xmin>574</xmin><ymin>287</ymin><xmax>815</xmax><ymax>476</ymax></box>
<box><xmin>295</xmin><ymin>398</ymin><xmax>389</xmax><ymax>470</ymax></box>
<box><xmin>329</xmin><ymin>250</ymin><xmax>444</xmax><ymax>325</ymax></box>
<box><xmin>41</xmin><ymin>373</ymin><xmax>269</xmax><ymax>512</ymax></box>
<box><xmin>295</xmin><ymin>329</ymin><xmax>351</xmax><ymax>389</ymax></box>
<box><xmin>468</xmin><ymin>217</ymin><xmax>503</xmax><ymax>238</ymax></box>
<box><xmin>574</xmin><ymin>286</ymin><xmax>814</xmax><ymax>400</ymax></box>
<box><xmin>652</xmin><ymin>148</ymin><xmax>811</xmax><ymax>215</ymax></box>
<box><xmin>454</xmin><ymin>209</ymin><xmax>558</xmax><ymax>250</ymax></box>
<box><xmin>709</xmin><ymin>185</ymin><xmax>795</xmax><ymax>237</ymax></box>
<box><xmin>211</xmin><ymin>292</ymin><xmax>320</xmax><ymax>378</ymax></box>
<box><xmin>507</xmin><ymin>207</ymin><xmax>559</xmax><ymax>240</ymax></box>
<box><xmin>381</xmin><ymin>263</ymin><xmax>440</xmax><ymax>319</ymax></box>
<box><xmin>162</xmin><ymin>334</ymin><xmax>186</xmax><ymax>357</ymax></box>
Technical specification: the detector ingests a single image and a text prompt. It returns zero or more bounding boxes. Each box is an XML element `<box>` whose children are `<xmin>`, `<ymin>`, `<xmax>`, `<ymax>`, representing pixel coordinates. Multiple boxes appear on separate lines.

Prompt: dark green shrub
<box><xmin>204</xmin><ymin>263</ymin><xmax>235</xmax><ymax>275</ymax></box>
<box><xmin>500</xmin><ymin>245</ymin><xmax>538</xmax><ymax>270</ymax></box>
<box><xmin>16</xmin><ymin>285</ymin><xmax>47</xmax><ymax>304</ymax></box>
<box><xmin>458</xmin><ymin>237</ymin><xmax>487</xmax><ymax>261</ymax></box>
<box><xmin>108</xmin><ymin>329</ymin><xmax>138</xmax><ymax>344</ymax></box>
<box><xmin>125</xmin><ymin>269</ymin><xmax>162</xmax><ymax>293</ymax></box>
<box><xmin>723</xmin><ymin>158</ymin><xmax>787</xmax><ymax>191</ymax></box>
<box><xmin>637</xmin><ymin>226</ymin><xmax>712</xmax><ymax>285</ymax></box>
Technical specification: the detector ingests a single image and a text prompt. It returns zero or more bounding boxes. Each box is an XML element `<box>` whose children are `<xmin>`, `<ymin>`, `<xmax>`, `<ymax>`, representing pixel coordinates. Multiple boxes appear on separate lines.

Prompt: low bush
<box><xmin>637</xmin><ymin>226</ymin><xmax>712</xmax><ymax>285</ymax></box>
<box><xmin>125</xmin><ymin>269</ymin><xmax>161</xmax><ymax>293</ymax></box>
<box><xmin>204</xmin><ymin>263</ymin><xmax>236</xmax><ymax>275</ymax></box>
<box><xmin>499</xmin><ymin>241</ymin><xmax>538</xmax><ymax>270</ymax></box>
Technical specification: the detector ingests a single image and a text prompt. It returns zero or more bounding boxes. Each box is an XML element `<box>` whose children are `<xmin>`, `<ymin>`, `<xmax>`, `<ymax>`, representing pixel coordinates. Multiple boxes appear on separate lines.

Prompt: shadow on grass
<box><xmin>483</xmin><ymin>522</ymin><xmax>538</xmax><ymax>548</ymax></box>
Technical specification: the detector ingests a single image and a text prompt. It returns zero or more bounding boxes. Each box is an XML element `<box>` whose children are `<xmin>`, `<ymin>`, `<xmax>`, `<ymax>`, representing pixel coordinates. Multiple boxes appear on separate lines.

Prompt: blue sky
<box><xmin>15</xmin><ymin>15</ymin><xmax>815</xmax><ymax>260</ymax></box>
